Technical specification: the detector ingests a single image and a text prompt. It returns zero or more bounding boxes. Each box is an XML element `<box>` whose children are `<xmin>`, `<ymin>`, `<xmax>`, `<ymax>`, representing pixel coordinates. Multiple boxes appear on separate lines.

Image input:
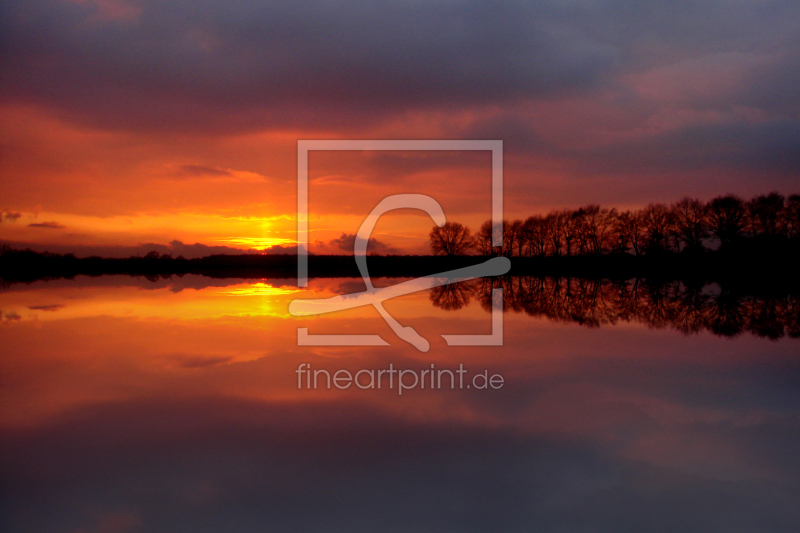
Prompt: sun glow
<box><xmin>0</xmin><ymin>280</ymin><xmax>303</xmax><ymax>322</ymax></box>
<box><xmin>220</xmin><ymin>237</ymin><xmax>296</xmax><ymax>249</ymax></box>
<box><xmin>220</xmin><ymin>283</ymin><xmax>301</xmax><ymax>296</ymax></box>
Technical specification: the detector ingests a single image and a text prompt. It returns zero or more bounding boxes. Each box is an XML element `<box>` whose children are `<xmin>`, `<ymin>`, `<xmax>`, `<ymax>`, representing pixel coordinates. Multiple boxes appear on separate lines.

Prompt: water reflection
<box><xmin>431</xmin><ymin>277</ymin><xmax>800</xmax><ymax>340</ymax></box>
<box><xmin>1</xmin><ymin>275</ymin><xmax>799</xmax><ymax>532</ymax></box>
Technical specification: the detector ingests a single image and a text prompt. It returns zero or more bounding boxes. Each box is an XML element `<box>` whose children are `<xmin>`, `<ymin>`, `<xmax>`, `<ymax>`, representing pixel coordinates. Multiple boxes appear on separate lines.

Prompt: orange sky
<box><xmin>1</xmin><ymin>0</ymin><xmax>798</xmax><ymax>257</ymax></box>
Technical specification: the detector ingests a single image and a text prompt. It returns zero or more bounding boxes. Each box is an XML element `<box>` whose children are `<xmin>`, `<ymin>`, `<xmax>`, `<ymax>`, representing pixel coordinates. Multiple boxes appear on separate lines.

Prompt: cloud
<box><xmin>163</xmin><ymin>239</ymin><xmax>299</xmax><ymax>257</ymax></box>
<box><xmin>0</xmin><ymin>0</ymin><xmax>798</xmax><ymax>231</ymax></box>
<box><xmin>28</xmin><ymin>221</ymin><xmax>65</xmax><ymax>229</ymax></box>
<box><xmin>177</xmin><ymin>165</ymin><xmax>232</xmax><ymax>178</ymax></box>
<box><xmin>1</xmin><ymin>0</ymin><xmax>795</xmax><ymax>189</ymax></box>
<box><xmin>261</xmin><ymin>244</ymin><xmax>300</xmax><ymax>255</ymax></box>
<box><xmin>175</xmin><ymin>355</ymin><xmax>234</xmax><ymax>368</ymax></box>
<box><xmin>1</xmin><ymin>310</ymin><xmax>22</xmax><ymax>322</ymax></box>
<box><xmin>131</xmin><ymin>239</ymin><xmax>297</xmax><ymax>258</ymax></box>
<box><xmin>0</xmin><ymin>238</ymin><xmax>299</xmax><ymax>259</ymax></box>
<box><xmin>3</xmin><ymin>0</ymin><xmax>799</xmax><ymax>136</ymax></box>
<box><xmin>329</xmin><ymin>232</ymin><xmax>396</xmax><ymax>255</ymax></box>
<box><xmin>1</xmin><ymin>211</ymin><xmax>22</xmax><ymax>223</ymax></box>
<box><xmin>0</xmin><ymin>0</ymin><xmax>622</xmax><ymax>132</ymax></box>
<box><xmin>28</xmin><ymin>304</ymin><xmax>65</xmax><ymax>312</ymax></box>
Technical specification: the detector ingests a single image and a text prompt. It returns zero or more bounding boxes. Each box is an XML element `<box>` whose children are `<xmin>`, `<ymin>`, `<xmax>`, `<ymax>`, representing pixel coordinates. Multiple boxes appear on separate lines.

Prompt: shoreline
<box><xmin>2</xmin><ymin>246</ymin><xmax>798</xmax><ymax>291</ymax></box>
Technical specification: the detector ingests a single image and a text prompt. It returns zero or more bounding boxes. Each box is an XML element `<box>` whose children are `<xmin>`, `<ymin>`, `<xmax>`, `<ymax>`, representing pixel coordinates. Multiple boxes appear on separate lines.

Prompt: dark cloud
<box><xmin>161</xmin><ymin>240</ymin><xmax>299</xmax><ymax>257</ymax></box>
<box><xmin>329</xmin><ymin>232</ymin><xmax>395</xmax><ymax>254</ymax></box>
<box><xmin>2</xmin><ymin>0</ymin><xmax>797</xmax><ymax>132</ymax></box>
<box><xmin>0</xmin><ymin>310</ymin><xmax>22</xmax><ymax>321</ymax></box>
<box><xmin>309</xmin><ymin>150</ymin><xmax>492</xmax><ymax>187</ymax></box>
<box><xmin>28</xmin><ymin>221</ymin><xmax>65</xmax><ymax>229</ymax></box>
<box><xmin>260</xmin><ymin>244</ymin><xmax>299</xmax><ymax>255</ymax></box>
<box><xmin>1</xmin><ymin>211</ymin><xmax>22</xmax><ymax>222</ymax></box>
<box><xmin>589</xmin><ymin>119</ymin><xmax>800</xmax><ymax>176</ymax></box>
<box><xmin>0</xmin><ymin>0</ymin><xmax>622</xmax><ymax>131</ymax></box>
<box><xmin>461</xmin><ymin>114</ymin><xmax>550</xmax><ymax>155</ymax></box>
<box><xmin>464</xmin><ymin>113</ymin><xmax>800</xmax><ymax>201</ymax></box>
<box><xmin>27</xmin><ymin>304</ymin><xmax>64</xmax><ymax>312</ymax></box>
<box><xmin>159</xmin><ymin>239</ymin><xmax>248</xmax><ymax>258</ymax></box>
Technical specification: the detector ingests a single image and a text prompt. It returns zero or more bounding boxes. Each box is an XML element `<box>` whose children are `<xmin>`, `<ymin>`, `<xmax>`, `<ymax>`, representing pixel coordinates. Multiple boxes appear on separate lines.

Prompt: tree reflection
<box><xmin>429</xmin><ymin>276</ymin><xmax>800</xmax><ymax>340</ymax></box>
<box><xmin>429</xmin><ymin>279</ymin><xmax>478</xmax><ymax>311</ymax></box>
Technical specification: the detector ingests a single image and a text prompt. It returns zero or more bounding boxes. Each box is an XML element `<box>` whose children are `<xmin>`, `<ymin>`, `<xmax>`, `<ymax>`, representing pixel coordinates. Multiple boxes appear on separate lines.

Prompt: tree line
<box><xmin>429</xmin><ymin>192</ymin><xmax>800</xmax><ymax>257</ymax></box>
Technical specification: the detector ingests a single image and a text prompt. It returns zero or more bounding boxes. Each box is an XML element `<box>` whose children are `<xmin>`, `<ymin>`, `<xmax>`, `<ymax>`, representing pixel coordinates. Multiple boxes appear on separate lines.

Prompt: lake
<box><xmin>1</xmin><ymin>275</ymin><xmax>799</xmax><ymax>532</ymax></box>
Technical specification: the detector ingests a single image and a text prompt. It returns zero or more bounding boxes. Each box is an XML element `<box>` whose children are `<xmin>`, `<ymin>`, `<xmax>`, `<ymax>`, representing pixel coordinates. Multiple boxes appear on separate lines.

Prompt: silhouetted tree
<box><xmin>523</xmin><ymin>215</ymin><xmax>548</xmax><ymax>256</ymax></box>
<box><xmin>747</xmin><ymin>192</ymin><xmax>785</xmax><ymax>238</ymax></box>
<box><xmin>562</xmin><ymin>210</ymin><xmax>579</xmax><ymax>256</ymax></box>
<box><xmin>477</xmin><ymin>220</ymin><xmax>503</xmax><ymax>256</ymax></box>
<box><xmin>543</xmin><ymin>211</ymin><xmax>567</xmax><ymax>256</ymax></box>
<box><xmin>612</xmin><ymin>210</ymin><xmax>646</xmax><ymax>255</ymax></box>
<box><xmin>571</xmin><ymin>208</ymin><xmax>589</xmax><ymax>255</ymax></box>
<box><xmin>672</xmin><ymin>197</ymin><xmax>708</xmax><ymax>252</ymax></box>
<box><xmin>509</xmin><ymin>219</ymin><xmax>525</xmax><ymax>257</ymax></box>
<box><xmin>429</xmin><ymin>222</ymin><xmax>475</xmax><ymax>256</ymax></box>
<box><xmin>708</xmin><ymin>194</ymin><xmax>747</xmax><ymax>246</ymax></box>
<box><xmin>641</xmin><ymin>203</ymin><xmax>675</xmax><ymax>254</ymax></box>
<box><xmin>577</xmin><ymin>205</ymin><xmax>617</xmax><ymax>255</ymax></box>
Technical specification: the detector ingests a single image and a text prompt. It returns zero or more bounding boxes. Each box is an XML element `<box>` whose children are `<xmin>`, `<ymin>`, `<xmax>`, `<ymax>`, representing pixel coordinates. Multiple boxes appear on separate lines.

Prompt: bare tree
<box><xmin>610</xmin><ymin>212</ymin><xmax>631</xmax><ymax>254</ymax></box>
<box><xmin>578</xmin><ymin>205</ymin><xmax>617</xmax><ymax>255</ymax></box>
<box><xmin>499</xmin><ymin>220</ymin><xmax>515</xmax><ymax>257</ymax></box>
<box><xmin>641</xmin><ymin>203</ymin><xmax>675</xmax><ymax>254</ymax></box>
<box><xmin>518</xmin><ymin>217</ymin><xmax>533</xmax><ymax>257</ymax></box>
<box><xmin>612</xmin><ymin>210</ymin><xmax>646</xmax><ymax>256</ymax></box>
<box><xmin>476</xmin><ymin>220</ymin><xmax>503</xmax><ymax>256</ymax></box>
<box><xmin>561</xmin><ymin>210</ymin><xmax>579</xmax><ymax>256</ymax></box>
<box><xmin>429</xmin><ymin>222</ymin><xmax>475</xmax><ymax>256</ymax></box>
<box><xmin>507</xmin><ymin>219</ymin><xmax>525</xmax><ymax>257</ymax></box>
<box><xmin>543</xmin><ymin>212</ymin><xmax>565</xmax><ymax>257</ymax></box>
<box><xmin>439</xmin><ymin>190</ymin><xmax>797</xmax><ymax>260</ymax></box>
<box><xmin>497</xmin><ymin>220</ymin><xmax>515</xmax><ymax>257</ymax></box>
<box><xmin>708</xmin><ymin>194</ymin><xmax>747</xmax><ymax>246</ymax></box>
<box><xmin>672</xmin><ymin>197</ymin><xmax>708</xmax><ymax>252</ymax></box>
<box><xmin>523</xmin><ymin>215</ymin><xmax>548</xmax><ymax>256</ymax></box>
<box><xmin>747</xmin><ymin>192</ymin><xmax>785</xmax><ymax>238</ymax></box>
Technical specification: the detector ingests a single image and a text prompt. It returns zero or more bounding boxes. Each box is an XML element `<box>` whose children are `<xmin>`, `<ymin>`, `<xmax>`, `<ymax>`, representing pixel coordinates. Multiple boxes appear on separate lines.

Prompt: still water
<box><xmin>2</xmin><ymin>275</ymin><xmax>799</xmax><ymax>532</ymax></box>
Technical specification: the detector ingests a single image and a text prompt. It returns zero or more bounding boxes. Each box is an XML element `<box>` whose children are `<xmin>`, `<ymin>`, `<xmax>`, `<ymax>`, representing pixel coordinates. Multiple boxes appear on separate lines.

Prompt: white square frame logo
<box><xmin>294</xmin><ymin>139</ymin><xmax>504</xmax><ymax>350</ymax></box>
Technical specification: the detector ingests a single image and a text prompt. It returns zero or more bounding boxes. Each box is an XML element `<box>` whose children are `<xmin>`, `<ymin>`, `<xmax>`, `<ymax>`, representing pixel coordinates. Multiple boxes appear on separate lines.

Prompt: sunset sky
<box><xmin>1</xmin><ymin>0</ymin><xmax>798</xmax><ymax>257</ymax></box>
